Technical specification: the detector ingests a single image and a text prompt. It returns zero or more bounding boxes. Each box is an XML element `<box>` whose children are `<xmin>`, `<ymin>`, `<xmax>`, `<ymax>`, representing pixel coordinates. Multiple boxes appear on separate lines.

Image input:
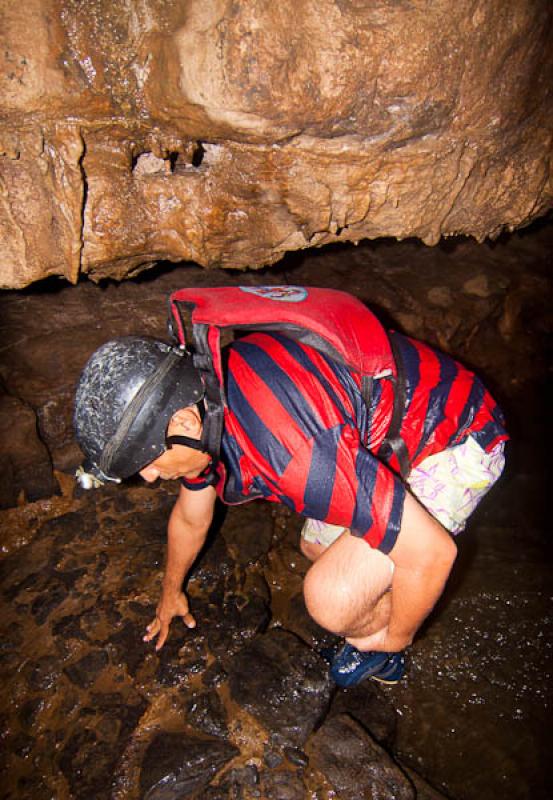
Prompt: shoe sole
<box><xmin>371</xmin><ymin>673</ymin><xmax>403</xmax><ymax>685</ymax></box>
<box><xmin>333</xmin><ymin>671</ymin><xmax>403</xmax><ymax>688</ymax></box>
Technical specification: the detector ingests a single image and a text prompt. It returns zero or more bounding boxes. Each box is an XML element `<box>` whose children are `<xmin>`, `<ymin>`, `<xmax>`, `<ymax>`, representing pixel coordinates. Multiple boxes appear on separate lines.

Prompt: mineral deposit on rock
<box><xmin>1</xmin><ymin>0</ymin><xmax>552</xmax><ymax>288</ymax></box>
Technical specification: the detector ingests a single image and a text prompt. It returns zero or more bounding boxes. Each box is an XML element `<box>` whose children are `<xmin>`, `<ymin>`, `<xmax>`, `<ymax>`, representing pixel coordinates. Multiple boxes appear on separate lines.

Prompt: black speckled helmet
<box><xmin>74</xmin><ymin>336</ymin><xmax>204</xmax><ymax>482</ymax></box>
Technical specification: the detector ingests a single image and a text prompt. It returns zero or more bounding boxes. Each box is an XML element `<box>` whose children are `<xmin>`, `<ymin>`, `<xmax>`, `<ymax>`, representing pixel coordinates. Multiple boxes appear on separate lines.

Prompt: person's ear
<box><xmin>169</xmin><ymin>406</ymin><xmax>202</xmax><ymax>436</ymax></box>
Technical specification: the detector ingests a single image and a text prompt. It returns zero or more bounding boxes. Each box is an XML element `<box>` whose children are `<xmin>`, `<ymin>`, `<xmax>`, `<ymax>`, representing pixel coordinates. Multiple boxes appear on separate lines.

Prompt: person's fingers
<box><xmin>143</xmin><ymin>617</ymin><xmax>160</xmax><ymax>642</ymax></box>
<box><xmin>143</xmin><ymin>603</ymin><xmax>196</xmax><ymax>649</ymax></box>
<box><xmin>155</xmin><ymin>621</ymin><xmax>170</xmax><ymax>651</ymax></box>
<box><xmin>182</xmin><ymin>611</ymin><xmax>196</xmax><ymax>629</ymax></box>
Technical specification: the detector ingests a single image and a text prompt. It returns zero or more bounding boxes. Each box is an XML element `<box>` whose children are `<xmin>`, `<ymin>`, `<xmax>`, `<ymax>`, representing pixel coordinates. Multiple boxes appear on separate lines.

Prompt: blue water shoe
<box><xmin>329</xmin><ymin>643</ymin><xmax>405</xmax><ymax>687</ymax></box>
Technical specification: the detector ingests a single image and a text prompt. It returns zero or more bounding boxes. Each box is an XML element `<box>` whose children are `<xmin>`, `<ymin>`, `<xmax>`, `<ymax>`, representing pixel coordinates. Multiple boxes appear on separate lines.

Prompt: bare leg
<box><xmin>302</xmin><ymin>493</ymin><xmax>453</xmax><ymax>651</ymax></box>
<box><xmin>300</xmin><ymin>531</ymin><xmax>393</xmax><ymax>647</ymax></box>
<box><xmin>302</xmin><ymin>531</ymin><xmax>394</xmax><ymax>642</ymax></box>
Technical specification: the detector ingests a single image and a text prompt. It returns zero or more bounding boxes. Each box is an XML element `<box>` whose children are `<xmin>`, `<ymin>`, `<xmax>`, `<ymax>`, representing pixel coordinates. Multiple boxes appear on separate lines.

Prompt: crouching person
<box><xmin>73</xmin><ymin>286</ymin><xmax>508</xmax><ymax>686</ymax></box>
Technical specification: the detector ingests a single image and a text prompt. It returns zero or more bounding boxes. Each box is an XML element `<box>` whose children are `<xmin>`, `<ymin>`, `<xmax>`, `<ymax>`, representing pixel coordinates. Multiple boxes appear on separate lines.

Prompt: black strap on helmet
<box><xmin>166</xmin><ymin>434</ymin><xmax>206</xmax><ymax>451</ymax></box>
<box><xmin>99</xmin><ymin>348</ymin><xmax>184</xmax><ymax>477</ymax></box>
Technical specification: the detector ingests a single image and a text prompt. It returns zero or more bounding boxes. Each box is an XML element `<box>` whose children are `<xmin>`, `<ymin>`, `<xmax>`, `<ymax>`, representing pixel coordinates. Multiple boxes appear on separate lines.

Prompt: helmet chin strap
<box><xmin>166</xmin><ymin>434</ymin><xmax>206</xmax><ymax>452</ymax></box>
<box><xmin>166</xmin><ymin>401</ymin><xmax>211</xmax><ymax>455</ymax></box>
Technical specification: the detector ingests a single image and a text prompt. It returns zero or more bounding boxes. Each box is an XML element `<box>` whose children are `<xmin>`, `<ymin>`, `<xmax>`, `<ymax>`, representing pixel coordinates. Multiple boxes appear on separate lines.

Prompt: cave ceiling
<box><xmin>1</xmin><ymin>0</ymin><xmax>552</xmax><ymax>289</ymax></box>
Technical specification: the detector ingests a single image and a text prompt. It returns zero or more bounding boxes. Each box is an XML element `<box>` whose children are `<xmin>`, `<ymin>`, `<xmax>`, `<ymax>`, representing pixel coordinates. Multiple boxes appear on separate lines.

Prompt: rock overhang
<box><xmin>1</xmin><ymin>0</ymin><xmax>552</xmax><ymax>288</ymax></box>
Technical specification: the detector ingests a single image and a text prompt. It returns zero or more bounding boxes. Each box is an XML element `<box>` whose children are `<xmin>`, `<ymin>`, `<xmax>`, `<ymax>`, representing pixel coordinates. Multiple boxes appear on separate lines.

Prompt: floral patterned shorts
<box><xmin>301</xmin><ymin>436</ymin><xmax>506</xmax><ymax>546</ymax></box>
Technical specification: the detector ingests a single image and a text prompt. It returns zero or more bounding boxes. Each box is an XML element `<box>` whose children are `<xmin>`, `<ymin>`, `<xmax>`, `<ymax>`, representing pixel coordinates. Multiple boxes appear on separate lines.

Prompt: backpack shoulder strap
<box><xmin>378</xmin><ymin>334</ymin><xmax>410</xmax><ymax>478</ymax></box>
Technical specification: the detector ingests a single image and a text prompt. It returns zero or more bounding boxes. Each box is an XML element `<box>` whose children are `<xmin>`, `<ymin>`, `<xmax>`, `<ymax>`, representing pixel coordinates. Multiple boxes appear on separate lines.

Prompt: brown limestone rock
<box><xmin>226</xmin><ymin>628</ymin><xmax>332</xmax><ymax>746</ymax></box>
<box><xmin>0</xmin><ymin>394</ymin><xmax>57</xmax><ymax>507</ymax></box>
<box><xmin>140</xmin><ymin>732</ymin><xmax>239</xmax><ymax>800</ymax></box>
<box><xmin>307</xmin><ymin>713</ymin><xmax>415</xmax><ymax>800</ymax></box>
<box><xmin>1</xmin><ymin>1</ymin><xmax>552</xmax><ymax>287</ymax></box>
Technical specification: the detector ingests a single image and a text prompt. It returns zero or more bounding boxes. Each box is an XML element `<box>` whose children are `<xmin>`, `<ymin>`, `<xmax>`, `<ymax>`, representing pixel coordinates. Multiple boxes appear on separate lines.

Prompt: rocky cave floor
<box><xmin>0</xmin><ymin>223</ymin><xmax>551</xmax><ymax>800</ymax></box>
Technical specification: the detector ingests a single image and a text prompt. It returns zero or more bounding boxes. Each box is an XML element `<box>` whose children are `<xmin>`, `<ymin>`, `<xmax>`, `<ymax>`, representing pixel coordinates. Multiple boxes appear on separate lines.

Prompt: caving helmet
<box><xmin>74</xmin><ymin>336</ymin><xmax>204</xmax><ymax>484</ymax></box>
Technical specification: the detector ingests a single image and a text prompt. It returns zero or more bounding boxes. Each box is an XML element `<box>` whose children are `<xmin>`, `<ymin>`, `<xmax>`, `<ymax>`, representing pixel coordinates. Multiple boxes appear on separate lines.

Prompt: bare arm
<box><xmin>384</xmin><ymin>491</ymin><xmax>457</xmax><ymax>651</ymax></box>
<box><xmin>144</xmin><ymin>483</ymin><xmax>216</xmax><ymax>650</ymax></box>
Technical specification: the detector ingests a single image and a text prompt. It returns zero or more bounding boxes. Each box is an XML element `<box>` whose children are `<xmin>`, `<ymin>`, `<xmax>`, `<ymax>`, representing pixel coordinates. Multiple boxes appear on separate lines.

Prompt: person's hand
<box><xmin>143</xmin><ymin>590</ymin><xmax>196</xmax><ymax>651</ymax></box>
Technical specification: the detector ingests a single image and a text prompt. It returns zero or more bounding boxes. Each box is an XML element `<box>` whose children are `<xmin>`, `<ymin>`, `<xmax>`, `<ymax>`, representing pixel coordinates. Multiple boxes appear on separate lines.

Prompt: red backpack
<box><xmin>168</xmin><ymin>286</ymin><xmax>409</xmax><ymax>476</ymax></box>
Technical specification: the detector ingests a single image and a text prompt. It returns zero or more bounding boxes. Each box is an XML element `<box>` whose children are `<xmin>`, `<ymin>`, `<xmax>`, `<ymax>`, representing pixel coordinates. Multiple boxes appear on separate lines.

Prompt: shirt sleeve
<box><xmin>275</xmin><ymin>423</ymin><xmax>406</xmax><ymax>553</ymax></box>
<box><xmin>180</xmin><ymin>463</ymin><xmax>220</xmax><ymax>492</ymax></box>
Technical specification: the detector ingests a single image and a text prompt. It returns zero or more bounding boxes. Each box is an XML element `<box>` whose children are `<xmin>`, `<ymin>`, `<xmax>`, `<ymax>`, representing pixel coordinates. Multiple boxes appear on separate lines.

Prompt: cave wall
<box><xmin>1</xmin><ymin>0</ymin><xmax>552</xmax><ymax>288</ymax></box>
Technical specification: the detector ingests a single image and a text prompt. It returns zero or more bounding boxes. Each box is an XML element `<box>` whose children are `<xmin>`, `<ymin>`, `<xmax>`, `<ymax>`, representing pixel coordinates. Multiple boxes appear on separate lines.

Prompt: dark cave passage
<box><xmin>0</xmin><ymin>224</ymin><xmax>551</xmax><ymax>800</ymax></box>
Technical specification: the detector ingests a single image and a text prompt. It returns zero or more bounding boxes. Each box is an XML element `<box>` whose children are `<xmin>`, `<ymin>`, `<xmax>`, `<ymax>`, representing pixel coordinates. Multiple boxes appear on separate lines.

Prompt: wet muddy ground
<box><xmin>0</xmin><ymin>222</ymin><xmax>551</xmax><ymax>799</ymax></box>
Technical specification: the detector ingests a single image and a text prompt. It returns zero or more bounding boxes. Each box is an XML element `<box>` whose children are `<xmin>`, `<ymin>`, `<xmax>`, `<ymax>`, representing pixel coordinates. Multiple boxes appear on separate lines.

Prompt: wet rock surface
<box><xmin>140</xmin><ymin>731</ymin><xmax>239</xmax><ymax>799</ymax></box>
<box><xmin>227</xmin><ymin>629</ymin><xmax>332</xmax><ymax>747</ymax></box>
<box><xmin>0</xmin><ymin>224</ymin><xmax>551</xmax><ymax>798</ymax></box>
<box><xmin>308</xmin><ymin>713</ymin><xmax>415</xmax><ymax>800</ymax></box>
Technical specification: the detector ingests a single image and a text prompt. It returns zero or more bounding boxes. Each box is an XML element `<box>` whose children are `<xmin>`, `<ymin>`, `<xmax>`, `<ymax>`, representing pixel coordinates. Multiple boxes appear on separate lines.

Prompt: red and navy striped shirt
<box><xmin>183</xmin><ymin>331</ymin><xmax>508</xmax><ymax>553</ymax></box>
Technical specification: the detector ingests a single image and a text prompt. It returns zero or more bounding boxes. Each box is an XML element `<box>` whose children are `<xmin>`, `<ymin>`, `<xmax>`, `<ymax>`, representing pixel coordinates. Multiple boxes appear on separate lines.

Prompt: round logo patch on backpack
<box><xmin>239</xmin><ymin>286</ymin><xmax>308</xmax><ymax>303</ymax></box>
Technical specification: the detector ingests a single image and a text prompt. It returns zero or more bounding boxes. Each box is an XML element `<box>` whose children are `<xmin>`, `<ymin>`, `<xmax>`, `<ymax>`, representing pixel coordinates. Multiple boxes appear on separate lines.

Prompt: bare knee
<box><xmin>303</xmin><ymin>557</ymin><xmax>373</xmax><ymax>635</ymax></box>
<box><xmin>303</xmin><ymin>560</ymin><xmax>351</xmax><ymax>634</ymax></box>
<box><xmin>302</xmin><ymin>534</ymin><xmax>394</xmax><ymax>636</ymax></box>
